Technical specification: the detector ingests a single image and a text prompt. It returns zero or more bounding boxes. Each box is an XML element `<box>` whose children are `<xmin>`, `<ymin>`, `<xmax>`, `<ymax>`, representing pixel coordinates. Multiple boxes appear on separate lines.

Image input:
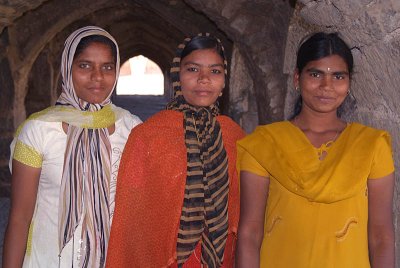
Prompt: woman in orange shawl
<box><xmin>107</xmin><ymin>33</ymin><xmax>245</xmax><ymax>267</ymax></box>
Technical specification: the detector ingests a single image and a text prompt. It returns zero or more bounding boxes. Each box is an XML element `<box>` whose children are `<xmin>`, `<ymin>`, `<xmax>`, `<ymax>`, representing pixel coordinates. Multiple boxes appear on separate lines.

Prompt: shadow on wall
<box><xmin>112</xmin><ymin>95</ymin><xmax>169</xmax><ymax>121</ymax></box>
<box><xmin>0</xmin><ymin>198</ymin><xmax>10</xmax><ymax>265</ymax></box>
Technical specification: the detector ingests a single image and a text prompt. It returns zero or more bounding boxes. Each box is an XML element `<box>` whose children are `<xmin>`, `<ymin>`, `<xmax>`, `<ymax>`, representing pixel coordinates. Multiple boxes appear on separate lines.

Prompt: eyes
<box><xmin>184</xmin><ymin>66</ymin><xmax>223</xmax><ymax>75</ymax></box>
<box><xmin>309</xmin><ymin>71</ymin><xmax>348</xmax><ymax>80</ymax></box>
<box><xmin>76</xmin><ymin>62</ymin><xmax>115</xmax><ymax>71</ymax></box>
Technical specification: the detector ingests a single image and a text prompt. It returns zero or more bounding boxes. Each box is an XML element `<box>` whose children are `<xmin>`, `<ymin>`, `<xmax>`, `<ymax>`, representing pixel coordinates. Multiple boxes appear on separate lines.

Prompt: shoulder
<box><xmin>217</xmin><ymin>115</ymin><xmax>246</xmax><ymax>140</ymax></box>
<box><xmin>112</xmin><ymin>105</ymin><xmax>142</xmax><ymax>129</ymax></box>
<box><xmin>116</xmin><ymin>112</ymin><xmax>142</xmax><ymax>132</ymax></box>
<box><xmin>348</xmin><ymin>122</ymin><xmax>391</xmax><ymax>140</ymax></box>
<box><xmin>239</xmin><ymin>121</ymin><xmax>289</xmax><ymax>142</ymax></box>
<box><xmin>15</xmin><ymin>116</ymin><xmax>58</xmax><ymax>138</ymax></box>
<box><xmin>124</xmin><ymin>110</ymin><xmax>183</xmax><ymax>147</ymax></box>
<box><xmin>135</xmin><ymin>110</ymin><xmax>182</xmax><ymax>132</ymax></box>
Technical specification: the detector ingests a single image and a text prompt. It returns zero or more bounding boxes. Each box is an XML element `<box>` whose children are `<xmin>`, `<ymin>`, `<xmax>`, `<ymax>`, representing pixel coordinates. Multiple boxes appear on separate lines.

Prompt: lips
<box><xmin>194</xmin><ymin>90</ymin><xmax>213</xmax><ymax>96</ymax></box>
<box><xmin>88</xmin><ymin>86</ymin><xmax>105</xmax><ymax>92</ymax></box>
<box><xmin>315</xmin><ymin>95</ymin><xmax>335</xmax><ymax>103</ymax></box>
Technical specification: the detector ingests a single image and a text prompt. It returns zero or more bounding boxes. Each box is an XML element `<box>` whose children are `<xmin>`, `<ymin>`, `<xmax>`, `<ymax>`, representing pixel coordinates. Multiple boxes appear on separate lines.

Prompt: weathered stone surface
<box><xmin>186</xmin><ymin>0</ymin><xmax>293</xmax><ymax>124</ymax></box>
<box><xmin>229</xmin><ymin>45</ymin><xmax>258</xmax><ymax>133</ymax></box>
<box><xmin>25</xmin><ymin>49</ymin><xmax>53</xmax><ymax>116</ymax></box>
<box><xmin>300</xmin><ymin>1</ymin><xmax>343</xmax><ymax>26</ymax></box>
<box><xmin>0</xmin><ymin>0</ymin><xmax>48</xmax><ymax>33</ymax></box>
<box><xmin>0</xmin><ymin>56</ymin><xmax>14</xmax><ymax>196</ymax></box>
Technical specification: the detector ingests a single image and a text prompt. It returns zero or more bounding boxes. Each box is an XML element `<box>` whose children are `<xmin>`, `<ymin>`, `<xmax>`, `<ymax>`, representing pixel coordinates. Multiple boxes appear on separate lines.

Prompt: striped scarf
<box><xmin>166</xmin><ymin>33</ymin><xmax>229</xmax><ymax>268</ymax></box>
<box><xmin>57</xmin><ymin>26</ymin><xmax>120</xmax><ymax>267</ymax></box>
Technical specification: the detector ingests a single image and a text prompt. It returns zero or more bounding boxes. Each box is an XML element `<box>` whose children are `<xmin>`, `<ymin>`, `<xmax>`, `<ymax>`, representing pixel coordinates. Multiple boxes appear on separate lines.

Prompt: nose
<box><xmin>91</xmin><ymin>67</ymin><xmax>104</xmax><ymax>82</ymax></box>
<box><xmin>197</xmin><ymin>70</ymin><xmax>210</xmax><ymax>83</ymax></box>
<box><xmin>320</xmin><ymin>75</ymin><xmax>333</xmax><ymax>91</ymax></box>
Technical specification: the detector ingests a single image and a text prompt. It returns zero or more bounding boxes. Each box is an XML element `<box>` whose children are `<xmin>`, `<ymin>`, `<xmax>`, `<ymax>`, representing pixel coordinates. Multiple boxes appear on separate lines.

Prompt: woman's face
<box><xmin>294</xmin><ymin>54</ymin><xmax>350</xmax><ymax>115</ymax></box>
<box><xmin>179</xmin><ymin>48</ymin><xmax>225</xmax><ymax>107</ymax></box>
<box><xmin>72</xmin><ymin>42</ymin><xmax>116</xmax><ymax>104</ymax></box>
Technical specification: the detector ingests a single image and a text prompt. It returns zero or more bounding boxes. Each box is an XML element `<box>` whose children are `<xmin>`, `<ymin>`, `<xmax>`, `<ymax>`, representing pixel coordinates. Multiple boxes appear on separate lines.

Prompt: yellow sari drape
<box><xmin>237</xmin><ymin>121</ymin><xmax>394</xmax><ymax>268</ymax></box>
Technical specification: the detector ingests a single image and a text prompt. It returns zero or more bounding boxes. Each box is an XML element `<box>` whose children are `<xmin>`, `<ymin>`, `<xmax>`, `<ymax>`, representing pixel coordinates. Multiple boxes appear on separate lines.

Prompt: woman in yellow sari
<box><xmin>236</xmin><ymin>32</ymin><xmax>395</xmax><ymax>268</ymax></box>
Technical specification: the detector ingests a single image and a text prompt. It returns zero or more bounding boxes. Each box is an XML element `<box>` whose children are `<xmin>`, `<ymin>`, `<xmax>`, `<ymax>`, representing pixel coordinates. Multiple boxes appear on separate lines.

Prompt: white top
<box><xmin>9</xmin><ymin>112</ymin><xmax>141</xmax><ymax>268</ymax></box>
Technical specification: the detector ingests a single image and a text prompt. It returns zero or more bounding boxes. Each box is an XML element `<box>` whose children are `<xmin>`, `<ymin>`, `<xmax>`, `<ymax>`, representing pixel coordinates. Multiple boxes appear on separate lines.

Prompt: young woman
<box><xmin>3</xmin><ymin>26</ymin><xmax>142</xmax><ymax>268</ymax></box>
<box><xmin>236</xmin><ymin>32</ymin><xmax>395</xmax><ymax>268</ymax></box>
<box><xmin>106</xmin><ymin>33</ymin><xmax>245</xmax><ymax>268</ymax></box>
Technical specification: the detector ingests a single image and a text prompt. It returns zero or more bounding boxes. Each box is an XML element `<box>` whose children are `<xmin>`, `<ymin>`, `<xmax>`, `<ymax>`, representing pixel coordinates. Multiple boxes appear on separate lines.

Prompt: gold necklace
<box><xmin>294</xmin><ymin>116</ymin><xmax>342</xmax><ymax>160</ymax></box>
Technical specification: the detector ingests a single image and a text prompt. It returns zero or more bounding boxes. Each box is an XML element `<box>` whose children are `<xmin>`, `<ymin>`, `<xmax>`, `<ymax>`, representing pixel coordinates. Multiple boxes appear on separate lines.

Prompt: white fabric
<box><xmin>9</xmin><ymin>112</ymin><xmax>141</xmax><ymax>268</ymax></box>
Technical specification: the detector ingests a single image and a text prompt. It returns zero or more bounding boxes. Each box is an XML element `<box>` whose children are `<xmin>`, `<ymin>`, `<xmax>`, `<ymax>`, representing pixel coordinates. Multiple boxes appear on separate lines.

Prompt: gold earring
<box><xmin>219</xmin><ymin>92</ymin><xmax>223</xmax><ymax>97</ymax></box>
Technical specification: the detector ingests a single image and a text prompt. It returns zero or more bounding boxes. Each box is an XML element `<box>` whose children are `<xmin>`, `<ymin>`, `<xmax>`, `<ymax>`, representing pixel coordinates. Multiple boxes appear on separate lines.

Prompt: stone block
<box><xmin>0</xmin><ymin>167</ymin><xmax>11</xmax><ymax>198</ymax></box>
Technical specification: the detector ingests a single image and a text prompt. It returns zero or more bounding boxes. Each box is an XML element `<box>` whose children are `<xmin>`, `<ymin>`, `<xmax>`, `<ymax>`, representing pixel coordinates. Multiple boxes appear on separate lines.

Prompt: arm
<box><xmin>367</xmin><ymin>172</ymin><xmax>395</xmax><ymax>268</ymax></box>
<box><xmin>2</xmin><ymin>160</ymin><xmax>40</xmax><ymax>268</ymax></box>
<box><xmin>236</xmin><ymin>171</ymin><xmax>269</xmax><ymax>268</ymax></box>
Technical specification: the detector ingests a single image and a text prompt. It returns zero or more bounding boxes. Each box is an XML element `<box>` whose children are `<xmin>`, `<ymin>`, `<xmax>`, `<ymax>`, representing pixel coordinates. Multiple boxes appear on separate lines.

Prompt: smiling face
<box><xmin>294</xmin><ymin>54</ymin><xmax>350</xmax><ymax>115</ymax></box>
<box><xmin>179</xmin><ymin>48</ymin><xmax>225</xmax><ymax>107</ymax></box>
<box><xmin>72</xmin><ymin>42</ymin><xmax>116</xmax><ymax>104</ymax></box>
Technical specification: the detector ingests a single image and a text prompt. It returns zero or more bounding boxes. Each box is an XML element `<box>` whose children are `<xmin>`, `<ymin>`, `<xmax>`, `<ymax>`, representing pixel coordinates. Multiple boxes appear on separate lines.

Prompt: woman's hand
<box><xmin>368</xmin><ymin>172</ymin><xmax>395</xmax><ymax>268</ymax></box>
<box><xmin>236</xmin><ymin>171</ymin><xmax>269</xmax><ymax>268</ymax></box>
<box><xmin>2</xmin><ymin>160</ymin><xmax>40</xmax><ymax>268</ymax></box>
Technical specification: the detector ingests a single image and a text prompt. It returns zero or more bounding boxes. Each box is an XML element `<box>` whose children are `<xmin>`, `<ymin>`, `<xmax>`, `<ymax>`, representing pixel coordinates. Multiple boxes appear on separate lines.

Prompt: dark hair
<box><xmin>296</xmin><ymin>32</ymin><xmax>353</xmax><ymax>75</ymax></box>
<box><xmin>181</xmin><ymin>35</ymin><xmax>225</xmax><ymax>61</ymax></box>
<box><xmin>293</xmin><ymin>32</ymin><xmax>356</xmax><ymax>118</ymax></box>
<box><xmin>74</xmin><ymin>35</ymin><xmax>117</xmax><ymax>64</ymax></box>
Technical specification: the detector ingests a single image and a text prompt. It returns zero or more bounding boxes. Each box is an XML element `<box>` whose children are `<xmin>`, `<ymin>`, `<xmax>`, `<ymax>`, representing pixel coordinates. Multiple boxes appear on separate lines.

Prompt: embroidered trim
<box><xmin>266</xmin><ymin>216</ymin><xmax>282</xmax><ymax>235</ymax></box>
<box><xmin>26</xmin><ymin>221</ymin><xmax>34</xmax><ymax>256</ymax></box>
<box><xmin>335</xmin><ymin>217</ymin><xmax>358</xmax><ymax>241</ymax></box>
<box><xmin>13</xmin><ymin>140</ymin><xmax>42</xmax><ymax>168</ymax></box>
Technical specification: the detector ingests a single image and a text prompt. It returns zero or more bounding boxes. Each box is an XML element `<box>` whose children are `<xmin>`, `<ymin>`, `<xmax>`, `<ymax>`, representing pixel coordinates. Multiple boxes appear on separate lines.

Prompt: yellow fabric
<box><xmin>237</xmin><ymin>121</ymin><xmax>394</xmax><ymax>268</ymax></box>
<box><xmin>239</xmin><ymin>150</ymin><xmax>269</xmax><ymax>177</ymax></box>
<box><xmin>26</xmin><ymin>221</ymin><xmax>34</xmax><ymax>256</ymax></box>
<box><xmin>15</xmin><ymin>104</ymin><xmax>119</xmax><ymax>138</ymax></box>
<box><xmin>13</xmin><ymin>140</ymin><xmax>42</xmax><ymax>168</ymax></box>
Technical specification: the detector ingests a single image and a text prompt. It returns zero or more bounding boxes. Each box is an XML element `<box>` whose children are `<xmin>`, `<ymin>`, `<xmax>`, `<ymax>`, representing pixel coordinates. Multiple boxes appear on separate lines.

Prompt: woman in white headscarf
<box><xmin>3</xmin><ymin>26</ymin><xmax>141</xmax><ymax>268</ymax></box>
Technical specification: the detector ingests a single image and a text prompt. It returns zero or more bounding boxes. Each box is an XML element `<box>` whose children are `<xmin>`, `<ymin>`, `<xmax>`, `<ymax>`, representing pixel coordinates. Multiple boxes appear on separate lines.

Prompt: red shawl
<box><xmin>106</xmin><ymin>110</ymin><xmax>245</xmax><ymax>267</ymax></box>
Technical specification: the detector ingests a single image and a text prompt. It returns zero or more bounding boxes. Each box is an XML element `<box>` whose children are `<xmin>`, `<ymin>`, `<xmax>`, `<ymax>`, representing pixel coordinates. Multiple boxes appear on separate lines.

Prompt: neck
<box><xmin>295</xmin><ymin>109</ymin><xmax>345</xmax><ymax>133</ymax></box>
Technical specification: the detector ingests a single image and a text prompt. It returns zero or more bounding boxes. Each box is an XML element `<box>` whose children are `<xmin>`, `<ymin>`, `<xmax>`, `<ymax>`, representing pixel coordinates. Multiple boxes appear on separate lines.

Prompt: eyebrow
<box><xmin>306</xmin><ymin>67</ymin><xmax>349</xmax><ymax>75</ymax></box>
<box><xmin>74</xmin><ymin>59</ymin><xmax>115</xmax><ymax>65</ymax></box>
<box><xmin>183</xmin><ymin>61</ymin><xmax>224</xmax><ymax>68</ymax></box>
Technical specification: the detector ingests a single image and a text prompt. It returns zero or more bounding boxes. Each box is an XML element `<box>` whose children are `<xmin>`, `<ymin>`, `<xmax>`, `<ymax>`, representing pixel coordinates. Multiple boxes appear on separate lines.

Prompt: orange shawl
<box><xmin>106</xmin><ymin>110</ymin><xmax>245</xmax><ymax>267</ymax></box>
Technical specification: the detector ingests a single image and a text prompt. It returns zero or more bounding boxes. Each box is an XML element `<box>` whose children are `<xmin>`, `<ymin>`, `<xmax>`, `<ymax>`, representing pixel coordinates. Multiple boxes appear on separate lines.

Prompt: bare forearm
<box><xmin>369</xmin><ymin>235</ymin><xmax>395</xmax><ymax>268</ymax></box>
<box><xmin>367</xmin><ymin>175</ymin><xmax>395</xmax><ymax>268</ymax></box>
<box><xmin>2</xmin><ymin>220</ymin><xmax>30</xmax><ymax>268</ymax></box>
<box><xmin>236</xmin><ymin>231</ymin><xmax>263</xmax><ymax>268</ymax></box>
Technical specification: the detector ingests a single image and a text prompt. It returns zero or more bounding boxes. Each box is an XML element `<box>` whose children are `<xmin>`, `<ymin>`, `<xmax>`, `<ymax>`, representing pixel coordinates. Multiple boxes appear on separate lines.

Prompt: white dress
<box><xmin>9</xmin><ymin>112</ymin><xmax>141</xmax><ymax>268</ymax></box>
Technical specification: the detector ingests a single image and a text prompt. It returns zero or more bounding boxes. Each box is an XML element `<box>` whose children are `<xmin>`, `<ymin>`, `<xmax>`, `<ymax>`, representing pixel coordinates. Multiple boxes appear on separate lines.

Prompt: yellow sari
<box><xmin>237</xmin><ymin>121</ymin><xmax>394</xmax><ymax>268</ymax></box>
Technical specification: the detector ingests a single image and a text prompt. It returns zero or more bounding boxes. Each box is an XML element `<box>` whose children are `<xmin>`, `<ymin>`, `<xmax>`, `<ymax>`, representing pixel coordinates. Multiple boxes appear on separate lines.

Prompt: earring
<box><xmin>347</xmin><ymin>89</ymin><xmax>350</xmax><ymax>95</ymax></box>
<box><xmin>219</xmin><ymin>92</ymin><xmax>223</xmax><ymax>97</ymax></box>
<box><xmin>295</xmin><ymin>86</ymin><xmax>300</xmax><ymax>92</ymax></box>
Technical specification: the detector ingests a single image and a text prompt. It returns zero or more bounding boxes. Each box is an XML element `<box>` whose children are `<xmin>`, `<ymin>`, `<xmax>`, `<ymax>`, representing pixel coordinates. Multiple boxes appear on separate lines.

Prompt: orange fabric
<box><xmin>106</xmin><ymin>110</ymin><xmax>245</xmax><ymax>267</ymax></box>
